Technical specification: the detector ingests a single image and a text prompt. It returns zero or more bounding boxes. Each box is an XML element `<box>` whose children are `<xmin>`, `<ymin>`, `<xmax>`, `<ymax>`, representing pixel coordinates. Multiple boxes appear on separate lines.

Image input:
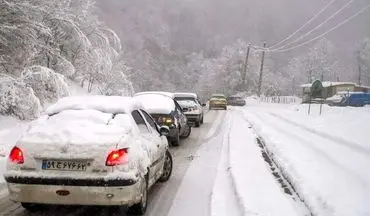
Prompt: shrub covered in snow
<box><xmin>0</xmin><ymin>76</ymin><xmax>42</xmax><ymax>120</ymax></box>
<box><xmin>22</xmin><ymin>66</ymin><xmax>70</xmax><ymax>106</ymax></box>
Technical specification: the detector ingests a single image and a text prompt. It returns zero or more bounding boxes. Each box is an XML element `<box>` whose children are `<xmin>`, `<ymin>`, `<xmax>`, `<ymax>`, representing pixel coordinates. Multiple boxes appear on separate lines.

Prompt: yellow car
<box><xmin>209</xmin><ymin>94</ymin><xmax>227</xmax><ymax>110</ymax></box>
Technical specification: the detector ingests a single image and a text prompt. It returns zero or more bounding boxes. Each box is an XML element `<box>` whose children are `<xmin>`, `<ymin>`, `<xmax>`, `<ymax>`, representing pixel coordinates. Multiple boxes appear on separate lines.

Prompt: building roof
<box><xmin>355</xmin><ymin>85</ymin><xmax>370</xmax><ymax>90</ymax></box>
<box><xmin>300</xmin><ymin>82</ymin><xmax>356</xmax><ymax>88</ymax></box>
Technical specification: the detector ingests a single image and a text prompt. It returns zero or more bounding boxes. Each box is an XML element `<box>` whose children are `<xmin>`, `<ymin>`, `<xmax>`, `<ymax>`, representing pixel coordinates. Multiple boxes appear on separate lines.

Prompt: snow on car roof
<box><xmin>46</xmin><ymin>95</ymin><xmax>143</xmax><ymax>115</ymax></box>
<box><xmin>174</xmin><ymin>92</ymin><xmax>198</xmax><ymax>99</ymax></box>
<box><xmin>134</xmin><ymin>91</ymin><xmax>175</xmax><ymax>99</ymax></box>
<box><xmin>134</xmin><ymin>94</ymin><xmax>175</xmax><ymax>114</ymax></box>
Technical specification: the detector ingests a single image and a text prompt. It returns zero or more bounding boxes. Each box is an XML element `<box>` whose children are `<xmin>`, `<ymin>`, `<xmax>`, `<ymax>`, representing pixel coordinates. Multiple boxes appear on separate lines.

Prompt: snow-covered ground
<box><xmin>211</xmin><ymin>109</ymin><xmax>308</xmax><ymax>216</ymax></box>
<box><xmin>239</xmin><ymin>100</ymin><xmax>370</xmax><ymax>216</ymax></box>
<box><xmin>172</xmin><ymin>109</ymin><xmax>308</xmax><ymax>216</ymax></box>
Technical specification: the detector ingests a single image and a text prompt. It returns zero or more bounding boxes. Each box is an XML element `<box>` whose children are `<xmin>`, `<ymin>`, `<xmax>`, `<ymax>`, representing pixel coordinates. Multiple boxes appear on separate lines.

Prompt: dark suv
<box><xmin>134</xmin><ymin>92</ymin><xmax>191</xmax><ymax>146</ymax></box>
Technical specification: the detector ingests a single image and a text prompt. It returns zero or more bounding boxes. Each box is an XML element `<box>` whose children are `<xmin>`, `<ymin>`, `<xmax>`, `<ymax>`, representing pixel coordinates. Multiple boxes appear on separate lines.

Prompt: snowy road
<box><xmin>240</xmin><ymin>102</ymin><xmax>370</xmax><ymax>216</ymax></box>
<box><xmin>0</xmin><ymin>110</ymin><xmax>227</xmax><ymax>216</ymax></box>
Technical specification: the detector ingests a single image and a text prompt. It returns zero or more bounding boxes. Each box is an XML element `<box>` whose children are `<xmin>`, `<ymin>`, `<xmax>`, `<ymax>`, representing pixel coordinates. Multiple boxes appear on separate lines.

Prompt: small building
<box><xmin>354</xmin><ymin>85</ymin><xmax>370</xmax><ymax>93</ymax></box>
<box><xmin>301</xmin><ymin>82</ymin><xmax>356</xmax><ymax>99</ymax></box>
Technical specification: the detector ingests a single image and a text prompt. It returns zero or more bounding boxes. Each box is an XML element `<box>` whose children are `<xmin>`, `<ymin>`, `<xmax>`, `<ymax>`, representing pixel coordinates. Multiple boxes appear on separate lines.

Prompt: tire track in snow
<box><xmin>211</xmin><ymin>112</ymin><xmax>243</xmax><ymax>216</ymax></box>
<box><xmin>233</xmin><ymin>110</ymin><xmax>313</xmax><ymax>216</ymax></box>
<box><xmin>268</xmin><ymin>112</ymin><xmax>370</xmax><ymax>156</ymax></box>
<box><xmin>262</xmin><ymin>112</ymin><xmax>368</xmax><ymax>184</ymax></box>
<box><xmin>240</xmin><ymin>108</ymin><xmax>370</xmax><ymax>215</ymax></box>
<box><xmin>254</xmin><ymin>136</ymin><xmax>313</xmax><ymax>216</ymax></box>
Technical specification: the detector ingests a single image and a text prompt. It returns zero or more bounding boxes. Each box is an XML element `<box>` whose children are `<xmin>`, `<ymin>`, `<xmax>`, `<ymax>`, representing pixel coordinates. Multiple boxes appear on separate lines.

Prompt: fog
<box><xmin>97</xmin><ymin>0</ymin><xmax>370</xmax><ymax>95</ymax></box>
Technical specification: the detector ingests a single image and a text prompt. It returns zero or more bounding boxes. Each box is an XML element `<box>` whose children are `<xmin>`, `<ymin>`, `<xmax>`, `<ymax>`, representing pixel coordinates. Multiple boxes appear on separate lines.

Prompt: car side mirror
<box><xmin>159</xmin><ymin>126</ymin><xmax>170</xmax><ymax>136</ymax></box>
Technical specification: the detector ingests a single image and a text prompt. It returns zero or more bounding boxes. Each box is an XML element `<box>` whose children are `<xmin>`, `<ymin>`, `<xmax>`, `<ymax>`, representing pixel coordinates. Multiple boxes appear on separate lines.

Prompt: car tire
<box><xmin>159</xmin><ymin>151</ymin><xmax>173</xmax><ymax>182</ymax></box>
<box><xmin>21</xmin><ymin>203</ymin><xmax>41</xmax><ymax>212</ymax></box>
<box><xmin>195</xmin><ymin>120</ymin><xmax>200</xmax><ymax>127</ymax></box>
<box><xmin>200</xmin><ymin>116</ymin><xmax>204</xmax><ymax>124</ymax></box>
<box><xmin>224</xmin><ymin>106</ymin><xmax>227</xmax><ymax>110</ymax></box>
<box><xmin>128</xmin><ymin>174</ymin><xmax>148</xmax><ymax>215</ymax></box>
<box><xmin>180</xmin><ymin>125</ymin><xmax>191</xmax><ymax>138</ymax></box>
<box><xmin>171</xmin><ymin>130</ymin><xmax>180</xmax><ymax>146</ymax></box>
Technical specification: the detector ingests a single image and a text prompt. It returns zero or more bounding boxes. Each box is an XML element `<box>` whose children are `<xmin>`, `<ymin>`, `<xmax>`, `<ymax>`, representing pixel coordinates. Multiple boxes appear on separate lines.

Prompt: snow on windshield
<box><xmin>134</xmin><ymin>94</ymin><xmax>175</xmax><ymax>114</ymax></box>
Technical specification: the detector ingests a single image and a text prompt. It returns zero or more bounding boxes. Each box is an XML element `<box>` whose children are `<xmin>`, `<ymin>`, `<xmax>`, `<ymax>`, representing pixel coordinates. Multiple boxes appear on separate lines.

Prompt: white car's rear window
<box><xmin>134</xmin><ymin>94</ymin><xmax>175</xmax><ymax>114</ymax></box>
<box><xmin>177</xmin><ymin>100</ymin><xmax>197</xmax><ymax>108</ymax></box>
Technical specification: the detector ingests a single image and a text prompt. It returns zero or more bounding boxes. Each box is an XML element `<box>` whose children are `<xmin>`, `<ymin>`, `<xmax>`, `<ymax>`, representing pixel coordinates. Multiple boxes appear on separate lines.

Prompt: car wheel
<box><xmin>21</xmin><ymin>203</ymin><xmax>42</xmax><ymax>212</ymax></box>
<box><xmin>195</xmin><ymin>120</ymin><xmax>200</xmax><ymax>127</ymax></box>
<box><xmin>200</xmin><ymin>116</ymin><xmax>204</xmax><ymax>124</ymax></box>
<box><xmin>159</xmin><ymin>151</ymin><xmax>173</xmax><ymax>182</ymax></box>
<box><xmin>128</xmin><ymin>174</ymin><xmax>148</xmax><ymax>215</ymax></box>
<box><xmin>172</xmin><ymin>130</ymin><xmax>180</xmax><ymax>146</ymax></box>
<box><xmin>180</xmin><ymin>125</ymin><xmax>191</xmax><ymax>138</ymax></box>
<box><xmin>224</xmin><ymin>106</ymin><xmax>227</xmax><ymax>110</ymax></box>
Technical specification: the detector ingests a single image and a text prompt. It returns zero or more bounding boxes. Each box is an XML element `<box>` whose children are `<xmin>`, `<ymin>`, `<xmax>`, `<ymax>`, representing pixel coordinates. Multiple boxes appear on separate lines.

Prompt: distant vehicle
<box><xmin>226</xmin><ymin>96</ymin><xmax>246</xmax><ymax>106</ymax></box>
<box><xmin>209</xmin><ymin>93</ymin><xmax>227</xmax><ymax>110</ymax></box>
<box><xmin>329</xmin><ymin>92</ymin><xmax>370</xmax><ymax>107</ymax></box>
<box><xmin>174</xmin><ymin>92</ymin><xmax>205</xmax><ymax>127</ymax></box>
<box><xmin>4</xmin><ymin>96</ymin><xmax>173</xmax><ymax>215</ymax></box>
<box><xmin>134</xmin><ymin>92</ymin><xmax>191</xmax><ymax>146</ymax></box>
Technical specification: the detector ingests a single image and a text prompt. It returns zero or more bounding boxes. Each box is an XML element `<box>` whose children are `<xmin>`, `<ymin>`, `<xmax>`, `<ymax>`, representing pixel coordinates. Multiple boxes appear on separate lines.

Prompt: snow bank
<box><xmin>240</xmin><ymin>103</ymin><xmax>370</xmax><ymax>216</ymax></box>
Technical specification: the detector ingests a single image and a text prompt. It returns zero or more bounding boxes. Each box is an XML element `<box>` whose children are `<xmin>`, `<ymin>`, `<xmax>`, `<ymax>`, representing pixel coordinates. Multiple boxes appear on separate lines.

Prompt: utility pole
<box><xmin>257</xmin><ymin>42</ymin><xmax>266</xmax><ymax>97</ymax></box>
<box><xmin>358</xmin><ymin>64</ymin><xmax>362</xmax><ymax>86</ymax></box>
<box><xmin>242</xmin><ymin>43</ymin><xmax>251</xmax><ymax>89</ymax></box>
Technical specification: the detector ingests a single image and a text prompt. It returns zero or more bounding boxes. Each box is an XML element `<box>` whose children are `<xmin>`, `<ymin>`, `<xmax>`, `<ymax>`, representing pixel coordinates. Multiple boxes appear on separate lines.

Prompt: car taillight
<box><xmin>9</xmin><ymin>147</ymin><xmax>24</xmax><ymax>164</ymax></box>
<box><xmin>106</xmin><ymin>148</ymin><xmax>128</xmax><ymax>166</ymax></box>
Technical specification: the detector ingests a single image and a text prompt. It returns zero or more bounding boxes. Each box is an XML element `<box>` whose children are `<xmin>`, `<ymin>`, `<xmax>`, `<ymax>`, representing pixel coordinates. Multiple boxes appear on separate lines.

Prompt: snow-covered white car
<box><xmin>4</xmin><ymin>96</ymin><xmax>173</xmax><ymax>215</ymax></box>
<box><xmin>174</xmin><ymin>92</ymin><xmax>205</xmax><ymax>127</ymax></box>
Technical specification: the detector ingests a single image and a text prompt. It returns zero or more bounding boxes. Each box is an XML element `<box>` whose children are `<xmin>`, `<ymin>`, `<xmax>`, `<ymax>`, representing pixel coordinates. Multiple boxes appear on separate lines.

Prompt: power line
<box><xmin>269</xmin><ymin>3</ymin><xmax>370</xmax><ymax>53</ymax></box>
<box><xmin>269</xmin><ymin>0</ymin><xmax>338</xmax><ymax>49</ymax></box>
<box><xmin>271</xmin><ymin>0</ymin><xmax>356</xmax><ymax>52</ymax></box>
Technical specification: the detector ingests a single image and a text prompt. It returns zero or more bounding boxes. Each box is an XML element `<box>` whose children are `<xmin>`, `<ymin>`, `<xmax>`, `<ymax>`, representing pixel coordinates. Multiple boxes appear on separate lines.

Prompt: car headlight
<box><xmin>158</xmin><ymin>116</ymin><xmax>173</xmax><ymax>124</ymax></box>
<box><xmin>165</xmin><ymin>118</ymin><xmax>173</xmax><ymax>124</ymax></box>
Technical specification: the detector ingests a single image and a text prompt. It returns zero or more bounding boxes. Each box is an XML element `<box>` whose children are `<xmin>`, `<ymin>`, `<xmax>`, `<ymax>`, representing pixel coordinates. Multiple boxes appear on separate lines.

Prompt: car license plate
<box><xmin>42</xmin><ymin>160</ymin><xmax>88</xmax><ymax>171</ymax></box>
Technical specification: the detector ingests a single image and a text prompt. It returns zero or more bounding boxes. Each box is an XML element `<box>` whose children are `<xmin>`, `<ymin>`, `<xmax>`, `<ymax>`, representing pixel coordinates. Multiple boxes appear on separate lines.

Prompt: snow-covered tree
<box><xmin>22</xmin><ymin>66</ymin><xmax>70</xmax><ymax>106</ymax></box>
<box><xmin>0</xmin><ymin>75</ymin><xmax>42</xmax><ymax>120</ymax></box>
<box><xmin>356</xmin><ymin>38</ymin><xmax>370</xmax><ymax>86</ymax></box>
<box><xmin>0</xmin><ymin>0</ymin><xmax>133</xmax><ymax>119</ymax></box>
